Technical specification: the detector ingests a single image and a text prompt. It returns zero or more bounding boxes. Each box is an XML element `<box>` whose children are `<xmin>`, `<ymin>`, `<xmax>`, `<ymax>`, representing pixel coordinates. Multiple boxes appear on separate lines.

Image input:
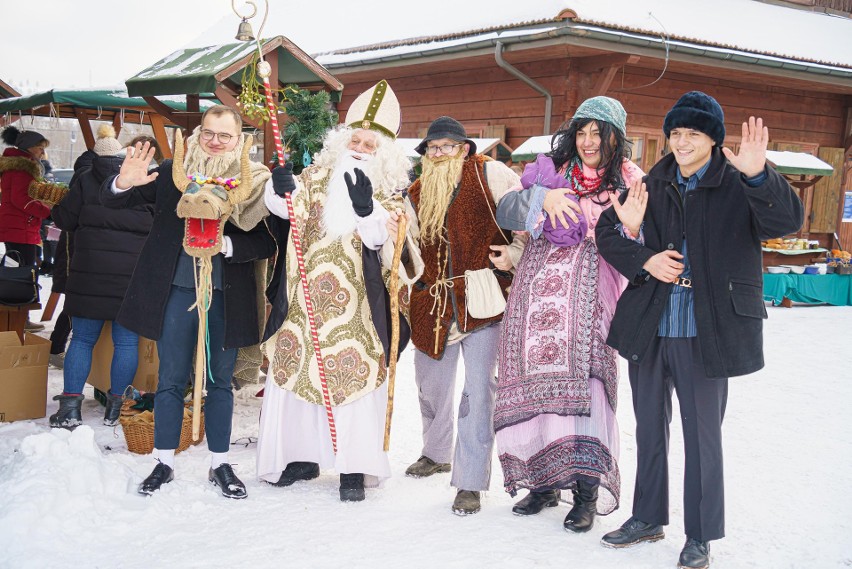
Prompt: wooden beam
<box><xmin>143</xmin><ymin>96</ymin><xmax>193</xmax><ymax>130</ymax></box>
<box><xmin>591</xmin><ymin>64</ymin><xmax>622</xmax><ymax>97</ymax></box>
<box><xmin>149</xmin><ymin>113</ymin><xmax>172</xmax><ymax>161</ymax></box>
<box><xmin>187</xmin><ymin>94</ymin><xmax>200</xmax><ymax>113</ymax></box>
<box><xmin>74</xmin><ymin>108</ymin><xmax>95</xmax><ymax>150</ymax></box>
<box><xmin>112</xmin><ymin>114</ymin><xmax>122</xmax><ymax>137</ymax></box>
<box><xmin>574</xmin><ymin>53</ymin><xmax>640</xmax><ymax>73</ymax></box>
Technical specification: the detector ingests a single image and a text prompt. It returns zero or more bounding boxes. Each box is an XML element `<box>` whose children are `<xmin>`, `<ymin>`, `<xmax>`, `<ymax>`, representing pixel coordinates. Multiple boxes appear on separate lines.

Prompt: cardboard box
<box><xmin>0</xmin><ymin>331</ymin><xmax>49</xmax><ymax>422</ymax></box>
<box><xmin>86</xmin><ymin>322</ymin><xmax>159</xmax><ymax>394</ymax></box>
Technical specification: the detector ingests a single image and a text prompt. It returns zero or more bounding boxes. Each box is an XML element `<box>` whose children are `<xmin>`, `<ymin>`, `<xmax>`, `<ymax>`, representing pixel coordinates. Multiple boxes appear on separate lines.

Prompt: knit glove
<box><xmin>343</xmin><ymin>168</ymin><xmax>374</xmax><ymax>217</ymax></box>
<box><xmin>271</xmin><ymin>162</ymin><xmax>296</xmax><ymax>196</ymax></box>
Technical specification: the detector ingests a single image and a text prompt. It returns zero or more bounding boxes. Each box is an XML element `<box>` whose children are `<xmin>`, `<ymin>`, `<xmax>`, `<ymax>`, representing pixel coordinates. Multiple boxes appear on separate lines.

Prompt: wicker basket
<box><xmin>120</xmin><ymin>406</ymin><xmax>205</xmax><ymax>455</ymax></box>
<box><xmin>28</xmin><ymin>180</ymin><xmax>69</xmax><ymax>206</ymax></box>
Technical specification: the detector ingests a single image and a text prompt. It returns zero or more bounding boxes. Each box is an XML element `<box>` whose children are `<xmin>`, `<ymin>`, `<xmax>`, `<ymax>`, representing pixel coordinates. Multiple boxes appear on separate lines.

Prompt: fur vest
<box><xmin>408</xmin><ymin>155</ymin><xmax>512</xmax><ymax>359</ymax></box>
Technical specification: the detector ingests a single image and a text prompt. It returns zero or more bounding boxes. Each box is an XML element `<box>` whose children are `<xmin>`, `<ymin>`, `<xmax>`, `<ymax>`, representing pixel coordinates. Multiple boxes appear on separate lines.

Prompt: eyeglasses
<box><xmin>425</xmin><ymin>143</ymin><xmax>462</xmax><ymax>156</ymax></box>
<box><xmin>200</xmin><ymin>129</ymin><xmax>236</xmax><ymax>144</ymax></box>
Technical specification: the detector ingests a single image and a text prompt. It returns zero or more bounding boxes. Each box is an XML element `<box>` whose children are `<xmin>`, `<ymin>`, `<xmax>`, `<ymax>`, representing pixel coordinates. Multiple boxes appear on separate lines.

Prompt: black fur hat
<box><xmin>663</xmin><ymin>91</ymin><xmax>725</xmax><ymax>147</ymax></box>
<box><xmin>1</xmin><ymin>125</ymin><xmax>47</xmax><ymax>150</ymax></box>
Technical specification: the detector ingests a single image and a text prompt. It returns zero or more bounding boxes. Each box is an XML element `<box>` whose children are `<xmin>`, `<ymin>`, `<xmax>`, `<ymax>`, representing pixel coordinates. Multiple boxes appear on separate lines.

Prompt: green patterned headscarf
<box><xmin>573</xmin><ymin>96</ymin><xmax>627</xmax><ymax>137</ymax></box>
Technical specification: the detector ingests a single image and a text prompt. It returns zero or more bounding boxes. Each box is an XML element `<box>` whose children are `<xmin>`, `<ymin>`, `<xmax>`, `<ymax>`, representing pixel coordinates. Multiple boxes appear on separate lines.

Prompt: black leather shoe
<box><xmin>268</xmin><ymin>461</ymin><xmax>320</xmax><ymax>487</ymax></box>
<box><xmin>601</xmin><ymin>516</ymin><xmax>665</xmax><ymax>548</ymax></box>
<box><xmin>138</xmin><ymin>462</ymin><xmax>174</xmax><ymax>496</ymax></box>
<box><xmin>678</xmin><ymin>538</ymin><xmax>710</xmax><ymax>569</ymax></box>
<box><xmin>563</xmin><ymin>478</ymin><xmax>599</xmax><ymax>533</ymax></box>
<box><xmin>209</xmin><ymin>464</ymin><xmax>247</xmax><ymax>499</ymax></box>
<box><xmin>511</xmin><ymin>490</ymin><xmax>561</xmax><ymax>516</ymax></box>
<box><xmin>339</xmin><ymin>473</ymin><xmax>365</xmax><ymax>502</ymax></box>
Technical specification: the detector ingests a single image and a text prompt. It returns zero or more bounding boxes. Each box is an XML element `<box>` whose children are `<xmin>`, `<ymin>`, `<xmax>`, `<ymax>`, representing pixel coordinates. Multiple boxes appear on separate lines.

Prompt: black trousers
<box><xmin>628</xmin><ymin>336</ymin><xmax>728</xmax><ymax>542</ymax></box>
<box><xmin>3</xmin><ymin>242</ymin><xmax>39</xmax><ymax>266</ymax></box>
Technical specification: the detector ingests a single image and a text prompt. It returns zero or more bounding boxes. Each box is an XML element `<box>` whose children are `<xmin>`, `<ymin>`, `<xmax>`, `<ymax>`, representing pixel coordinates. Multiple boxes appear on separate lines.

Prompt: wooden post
<box><xmin>149</xmin><ymin>113</ymin><xmax>172</xmax><ymax>160</ymax></box>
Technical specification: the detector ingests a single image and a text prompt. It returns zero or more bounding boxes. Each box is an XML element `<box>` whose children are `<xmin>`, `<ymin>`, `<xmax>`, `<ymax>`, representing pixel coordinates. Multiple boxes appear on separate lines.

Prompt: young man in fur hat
<box><xmin>103</xmin><ymin>105</ymin><xmax>276</xmax><ymax>499</ymax></box>
<box><xmin>257</xmin><ymin>80</ymin><xmax>422</xmax><ymax>502</ymax></box>
<box><xmin>393</xmin><ymin>116</ymin><xmax>522</xmax><ymax>515</ymax></box>
<box><xmin>595</xmin><ymin>92</ymin><xmax>803</xmax><ymax>568</ymax></box>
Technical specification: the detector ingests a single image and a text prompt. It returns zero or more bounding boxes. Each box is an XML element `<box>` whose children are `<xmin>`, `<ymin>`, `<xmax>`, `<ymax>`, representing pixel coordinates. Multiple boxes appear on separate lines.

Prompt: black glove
<box><xmin>271</xmin><ymin>162</ymin><xmax>296</xmax><ymax>196</ymax></box>
<box><xmin>344</xmin><ymin>168</ymin><xmax>374</xmax><ymax>217</ymax></box>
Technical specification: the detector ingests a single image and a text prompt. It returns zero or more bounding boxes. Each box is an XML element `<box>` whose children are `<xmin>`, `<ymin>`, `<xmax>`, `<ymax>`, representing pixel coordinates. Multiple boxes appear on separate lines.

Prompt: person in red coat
<box><xmin>0</xmin><ymin>126</ymin><xmax>52</xmax><ymax>267</ymax></box>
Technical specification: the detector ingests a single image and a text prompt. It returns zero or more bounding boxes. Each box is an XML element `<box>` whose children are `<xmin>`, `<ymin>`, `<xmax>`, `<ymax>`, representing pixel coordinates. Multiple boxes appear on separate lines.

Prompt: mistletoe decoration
<box><xmin>236</xmin><ymin>54</ymin><xmax>338</xmax><ymax>174</ymax></box>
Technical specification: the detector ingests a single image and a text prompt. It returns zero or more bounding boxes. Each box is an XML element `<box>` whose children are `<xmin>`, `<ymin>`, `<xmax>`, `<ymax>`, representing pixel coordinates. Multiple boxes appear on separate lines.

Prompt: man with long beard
<box><xmin>257</xmin><ymin>81</ymin><xmax>422</xmax><ymax>502</ymax></box>
<box><xmin>392</xmin><ymin>116</ymin><xmax>521</xmax><ymax>515</ymax></box>
<box><xmin>103</xmin><ymin>105</ymin><xmax>276</xmax><ymax>498</ymax></box>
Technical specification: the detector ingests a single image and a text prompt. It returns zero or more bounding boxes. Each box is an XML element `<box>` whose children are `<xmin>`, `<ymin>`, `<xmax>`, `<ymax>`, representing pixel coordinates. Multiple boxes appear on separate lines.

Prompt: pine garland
<box><xmin>282</xmin><ymin>88</ymin><xmax>338</xmax><ymax>174</ymax></box>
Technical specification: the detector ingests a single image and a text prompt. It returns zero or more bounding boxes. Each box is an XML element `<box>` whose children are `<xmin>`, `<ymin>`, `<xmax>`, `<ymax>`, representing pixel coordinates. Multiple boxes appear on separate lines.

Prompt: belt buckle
<box><xmin>673</xmin><ymin>276</ymin><xmax>692</xmax><ymax>288</ymax></box>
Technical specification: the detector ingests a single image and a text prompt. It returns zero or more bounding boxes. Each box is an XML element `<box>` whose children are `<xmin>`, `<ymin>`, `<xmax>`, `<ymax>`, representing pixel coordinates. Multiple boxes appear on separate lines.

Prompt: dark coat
<box><xmin>100</xmin><ymin>161</ymin><xmax>277</xmax><ymax>349</ymax></box>
<box><xmin>51</xmin><ymin>155</ymin><xmax>154</xmax><ymax>320</ymax></box>
<box><xmin>595</xmin><ymin>148</ymin><xmax>803</xmax><ymax>378</ymax></box>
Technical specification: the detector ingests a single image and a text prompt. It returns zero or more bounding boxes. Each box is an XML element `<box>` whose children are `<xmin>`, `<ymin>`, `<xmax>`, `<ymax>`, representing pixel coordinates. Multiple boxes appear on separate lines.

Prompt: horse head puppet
<box><xmin>172</xmin><ymin>129</ymin><xmax>254</xmax><ymax>258</ymax></box>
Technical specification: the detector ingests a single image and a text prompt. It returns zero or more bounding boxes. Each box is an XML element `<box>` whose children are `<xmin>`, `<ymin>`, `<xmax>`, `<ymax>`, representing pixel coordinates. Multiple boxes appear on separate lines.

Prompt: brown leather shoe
<box><xmin>451</xmin><ymin>490</ymin><xmax>481</xmax><ymax>516</ymax></box>
<box><xmin>405</xmin><ymin>455</ymin><xmax>451</xmax><ymax>478</ymax></box>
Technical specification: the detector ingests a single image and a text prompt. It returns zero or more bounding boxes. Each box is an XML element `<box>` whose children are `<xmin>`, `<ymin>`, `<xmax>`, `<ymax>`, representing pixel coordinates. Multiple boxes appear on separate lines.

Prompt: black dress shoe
<box><xmin>601</xmin><ymin>516</ymin><xmax>665</xmax><ymax>548</ymax></box>
<box><xmin>563</xmin><ymin>478</ymin><xmax>598</xmax><ymax>533</ymax></box>
<box><xmin>209</xmin><ymin>463</ymin><xmax>247</xmax><ymax>499</ymax></box>
<box><xmin>511</xmin><ymin>489</ymin><xmax>561</xmax><ymax>516</ymax></box>
<box><xmin>269</xmin><ymin>461</ymin><xmax>320</xmax><ymax>487</ymax></box>
<box><xmin>138</xmin><ymin>462</ymin><xmax>174</xmax><ymax>496</ymax></box>
<box><xmin>339</xmin><ymin>473</ymin><xmax>365</xmax><ymax>502</ymax></box>
<box><xmin>678</xmin><ymin>538</ymin><xmax>710</xmax><ymax>569</ymax></box>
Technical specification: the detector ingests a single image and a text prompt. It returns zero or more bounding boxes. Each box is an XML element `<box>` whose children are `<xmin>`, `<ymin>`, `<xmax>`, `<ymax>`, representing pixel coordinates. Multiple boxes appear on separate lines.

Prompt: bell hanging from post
<box><xmin>235</xmin><ymin>19</ymin><xmax>255</xmax><ymax>42</ymax></box>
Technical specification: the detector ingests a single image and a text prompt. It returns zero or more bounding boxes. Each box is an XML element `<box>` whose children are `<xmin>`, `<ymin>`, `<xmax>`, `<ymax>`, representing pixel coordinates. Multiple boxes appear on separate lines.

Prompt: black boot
<box><xmin>103</xmin><ymin>392</ymin><xmax>123</xmax><ymax>427</ymax></box>
<box><xmin>339</xmin><ymin>473</ymin><xmax>365</xmax><ymax>502</ymax></box>
<box><xmin>269</xmin><ymin>461</ymin><xmax>320</xmax><ymax>487</ymax></box>
<box><xmin>512</xmin><ymin>489</ymin><xmax>561</xmax><ymax>516</ymax></box>
<box><xmin>49</xmin><ymin>394</ymin><xmax>84</xmax><ymax>429</ymax></box>
<box><xmin>563</xmin><ymin>478</ymin><xmax>599</xmax><ymax>533</ymax></box>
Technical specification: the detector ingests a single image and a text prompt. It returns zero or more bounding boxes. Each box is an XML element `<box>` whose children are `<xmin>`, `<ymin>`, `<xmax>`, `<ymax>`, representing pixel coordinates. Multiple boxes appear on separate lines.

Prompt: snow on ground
<box><xmin>1</xmin><ymin>282</ymin><xmax>851</xmax><ymax>569</ymax></box>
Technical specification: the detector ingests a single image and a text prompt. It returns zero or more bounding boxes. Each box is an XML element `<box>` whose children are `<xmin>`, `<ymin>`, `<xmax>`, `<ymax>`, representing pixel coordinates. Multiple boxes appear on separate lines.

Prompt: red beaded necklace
<box><xmin>567</xmin><ymin>159</ymin><xmax>602</xmax><ymax>197</ymax></box>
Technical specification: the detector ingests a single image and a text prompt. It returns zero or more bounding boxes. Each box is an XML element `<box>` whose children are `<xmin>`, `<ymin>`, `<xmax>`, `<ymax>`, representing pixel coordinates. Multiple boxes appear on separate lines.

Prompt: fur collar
<box><xmin>0</xmin><ymin>155</ymin><xmax>41</xmax><ymax>179</ymax></box>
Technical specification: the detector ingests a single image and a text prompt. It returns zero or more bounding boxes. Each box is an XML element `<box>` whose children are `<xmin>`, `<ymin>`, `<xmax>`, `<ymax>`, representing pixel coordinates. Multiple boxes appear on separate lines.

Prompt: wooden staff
<box><xmin>192</xmin><ymin>300</ymin><xmax>207</xmax><ymax>441</ymax></box>
<box><xmin>384</xmin><ymin>214</ymin><xmax>408</xmax><ymax>451</ymax></box>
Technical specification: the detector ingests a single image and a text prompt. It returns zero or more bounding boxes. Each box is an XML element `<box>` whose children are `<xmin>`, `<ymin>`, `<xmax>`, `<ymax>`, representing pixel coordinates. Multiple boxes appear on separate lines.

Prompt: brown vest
<box><xmin>408</xmin><ymin>155</ymin><xmax>512</xmax><ymax>359</ymax></box>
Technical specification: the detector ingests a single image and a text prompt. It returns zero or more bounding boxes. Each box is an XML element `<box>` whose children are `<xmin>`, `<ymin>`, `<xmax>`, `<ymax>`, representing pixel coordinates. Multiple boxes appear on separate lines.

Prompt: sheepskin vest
<box><xmin>408</xmin><ymin>154</ymin><xmax>511</xmax><ymax>359</ymax></box>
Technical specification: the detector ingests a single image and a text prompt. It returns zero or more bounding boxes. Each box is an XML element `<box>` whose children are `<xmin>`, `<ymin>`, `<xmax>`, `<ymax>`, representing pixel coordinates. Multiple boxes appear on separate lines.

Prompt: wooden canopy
<box><xmin>126</xmin><ymin>36</ymin><xmax>344</xmax><ymax>166</ymax></box>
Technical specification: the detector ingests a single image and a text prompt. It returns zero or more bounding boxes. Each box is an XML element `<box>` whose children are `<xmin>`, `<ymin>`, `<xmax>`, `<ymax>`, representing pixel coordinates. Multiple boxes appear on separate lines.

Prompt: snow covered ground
<box><xmin>1</xmin><ymin>287</ymin><xmax>851</xmax><ymax>569</ymax></box>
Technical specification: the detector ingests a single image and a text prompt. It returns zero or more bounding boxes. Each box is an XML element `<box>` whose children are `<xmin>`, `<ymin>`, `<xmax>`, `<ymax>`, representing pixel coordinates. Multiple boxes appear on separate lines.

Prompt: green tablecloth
<box><xmin>763</xmin><ymin>273</ymin><xmax>852</xmax><ymax>306</ymax></box>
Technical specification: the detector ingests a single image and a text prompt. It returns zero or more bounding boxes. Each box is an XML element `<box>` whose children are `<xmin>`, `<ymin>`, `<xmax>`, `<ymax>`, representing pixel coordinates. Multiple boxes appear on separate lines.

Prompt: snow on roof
<box><xmin>766</xmin><ymin>150</ymin><xmax>834</xmax><ymax>175</ymax></box>
<box><xmin>193</xmin><ymin>1</ymin><xmax>852</xmax><ymax>70</ymax></box>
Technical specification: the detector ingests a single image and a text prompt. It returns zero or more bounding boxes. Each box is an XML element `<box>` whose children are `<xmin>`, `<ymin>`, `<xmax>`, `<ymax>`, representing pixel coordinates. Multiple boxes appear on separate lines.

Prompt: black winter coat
<box><xmin>100</xmin><ymin>161</ymin><xmax>276</xmax><ymax>349</ymax></box>
<box><xmin>52</xmin><ymin>155</ymin><xmax>154</xmax><ymax>320</ymax></box>
<box><xmin>596</xmin><ymin>148</ymin><xmax>803</xmax><ymax>378</ymax></box>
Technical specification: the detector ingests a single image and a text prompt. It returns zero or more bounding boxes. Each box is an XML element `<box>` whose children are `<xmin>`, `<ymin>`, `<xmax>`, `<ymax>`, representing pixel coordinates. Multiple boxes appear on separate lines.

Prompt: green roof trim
<box><xmin>125</xmin><ymin>37</ymin><xmax>343</xmax><ymax>98</ymax></box>
<box><xmin>0</xmin><ymin>88</ymin><xmax>213</xmax><ymax>114</ymax></box>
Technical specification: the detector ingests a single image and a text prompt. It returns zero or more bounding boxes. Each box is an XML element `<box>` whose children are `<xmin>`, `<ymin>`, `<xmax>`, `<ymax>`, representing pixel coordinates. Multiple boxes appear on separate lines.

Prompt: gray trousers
<box><xmin>628</xmin><ymin>336</ymin><xmax>728</xmax><ymax>542</ymax></box>
<box><xmin>413</xmin><ymin>324</ymin><xmax>501</xmax><ymax>491</ymax></box>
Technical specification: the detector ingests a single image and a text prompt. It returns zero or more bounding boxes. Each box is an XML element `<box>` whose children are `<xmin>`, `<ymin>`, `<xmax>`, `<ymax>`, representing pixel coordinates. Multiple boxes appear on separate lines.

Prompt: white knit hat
<box><xmin>93</xmin><ymin>124</ymin><xmax>122</xmax><ymax>156</ymax></box>
<box><xmin>345</xmin><ymin>80</ymin><xmax>401</xmax><ymax>140</ymax></box>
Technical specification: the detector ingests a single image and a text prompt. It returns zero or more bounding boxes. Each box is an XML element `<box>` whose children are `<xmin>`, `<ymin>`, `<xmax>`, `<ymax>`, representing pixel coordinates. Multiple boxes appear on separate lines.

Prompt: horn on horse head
<box><xmin>171</xmin><ymin>130</ymin><xmax>190</xmax><ymax>192</ymax></box>
<box><xmin>229</xmin><ymin>134</ymin><xmax>254</xmax><ymax>205</ymax></box>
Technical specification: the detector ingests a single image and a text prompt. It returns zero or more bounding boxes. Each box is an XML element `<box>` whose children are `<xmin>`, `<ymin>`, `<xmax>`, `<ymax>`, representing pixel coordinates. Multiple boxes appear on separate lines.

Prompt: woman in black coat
<box><xmin>48</xmin><ymin>126</ymin><xmax>156</xmax><ymax>429</ymax></box>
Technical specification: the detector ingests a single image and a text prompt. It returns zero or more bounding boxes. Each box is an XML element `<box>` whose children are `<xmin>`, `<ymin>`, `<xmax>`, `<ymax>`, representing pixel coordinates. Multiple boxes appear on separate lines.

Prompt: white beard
<box><xmin>322</xmin><ymin>151</ymin><xmax>374</xmax><ymax>241</ymax></box>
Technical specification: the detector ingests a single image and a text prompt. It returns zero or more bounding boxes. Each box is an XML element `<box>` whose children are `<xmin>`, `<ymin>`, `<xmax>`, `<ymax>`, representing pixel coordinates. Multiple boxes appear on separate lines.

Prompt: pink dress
<box><xmin>495</xmin><ymin>156</ymin><xmax>642</xmax><ymax>514</ymax></box>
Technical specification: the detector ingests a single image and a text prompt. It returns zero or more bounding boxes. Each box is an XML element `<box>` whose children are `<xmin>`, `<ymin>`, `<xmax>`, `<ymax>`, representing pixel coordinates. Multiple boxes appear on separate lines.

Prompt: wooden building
<box><xmin>312</xmin><ymin>0</ymin><xmax>852</xmax><ymax>248</ymax></box>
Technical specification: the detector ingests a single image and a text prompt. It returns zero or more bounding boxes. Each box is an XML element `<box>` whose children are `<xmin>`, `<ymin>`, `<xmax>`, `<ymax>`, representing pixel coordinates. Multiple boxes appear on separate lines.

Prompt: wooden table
<box><xmin>0</xmin><ymin>303</ymin><xmax>43</xmax><ymax>342</ymax></box>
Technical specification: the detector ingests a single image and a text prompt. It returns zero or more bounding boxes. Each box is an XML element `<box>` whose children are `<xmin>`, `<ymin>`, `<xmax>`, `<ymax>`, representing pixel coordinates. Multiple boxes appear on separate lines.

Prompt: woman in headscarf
<box><xmin>493</xmin><ymin>96</ymin><xmax>643</xmax><ymax>533</ymax></box>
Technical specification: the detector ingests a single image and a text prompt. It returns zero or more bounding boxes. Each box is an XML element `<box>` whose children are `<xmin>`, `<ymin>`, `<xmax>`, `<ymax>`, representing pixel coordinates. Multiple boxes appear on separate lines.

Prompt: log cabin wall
<box><xmin>330</xmin><ymin>51</ymin><xmax>850</xmax><ymax>247</ymax></box>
